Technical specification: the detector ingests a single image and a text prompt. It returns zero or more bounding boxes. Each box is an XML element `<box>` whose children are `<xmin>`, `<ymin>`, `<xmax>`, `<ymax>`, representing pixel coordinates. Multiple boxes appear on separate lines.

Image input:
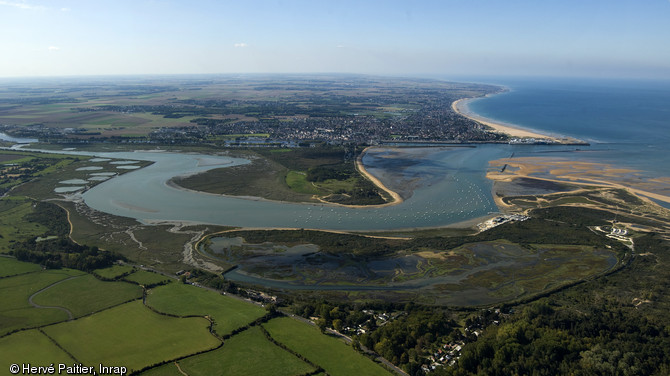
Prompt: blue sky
<box><xmin>1</xmin><ymin>0</ymin><xmax>669</xmax><ymax>78</ymax></box>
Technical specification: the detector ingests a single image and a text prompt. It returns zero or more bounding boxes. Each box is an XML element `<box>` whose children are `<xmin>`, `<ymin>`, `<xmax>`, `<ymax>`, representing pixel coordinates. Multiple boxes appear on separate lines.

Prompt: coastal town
<box><xmin>0</xmin><ymin>76</ymin><xmax>587</xmax><ymax>147</ymax></box>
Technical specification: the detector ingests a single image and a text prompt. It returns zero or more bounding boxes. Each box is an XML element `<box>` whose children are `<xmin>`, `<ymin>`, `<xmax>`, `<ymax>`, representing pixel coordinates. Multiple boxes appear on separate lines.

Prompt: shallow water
<box><xmin>79</xmin><ymin>146</ymin><xmax>510</xmax><ymax>230</ymax></box>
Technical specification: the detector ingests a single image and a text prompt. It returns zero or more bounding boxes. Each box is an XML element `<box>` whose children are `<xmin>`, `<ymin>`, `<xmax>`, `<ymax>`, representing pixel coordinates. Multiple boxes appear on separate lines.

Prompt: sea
<box><xmin>462</xmin><ymin>76</ymin><xmax>670</xmax><ymax>179</ymax></box>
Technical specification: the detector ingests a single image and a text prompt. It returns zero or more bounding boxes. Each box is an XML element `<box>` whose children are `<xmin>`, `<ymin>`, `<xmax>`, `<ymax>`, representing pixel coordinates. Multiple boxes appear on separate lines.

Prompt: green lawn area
<box><xmin>0</xmin><ymin>329</ymin><xmax>75</xmax><ymax>367</ymax></box>
<box><xmin>285</xmin><ymin>170</ymin><xmax>321</xmax><ymax>195</ymax></box>
<box><xmin>0</xmin><ymin>256</ymin><xmax>41</xmax><ymax>277</ymax></box>
<box><xmin>92</xmin><ymin>264</ymin><xmax>135</xmax><ymax>279</ymax></box>
<box><xmin>146</xmin><ymin>283</ymin><xmax>266</xmax><ymax>336</ymax></box>
<box><xmin>43</xmin><ymin>300</ymin><xmax>220</xmax><ymax>373</ymax></box>
<box><xmin>175</xmin><ymin>326</ymin><xmax>315</xmax><ymax>376</ymax></box>
<box><xmin>0</xmin><ymin>269</ymin><xmax>84</xmax><ymax>335</ymax></box>
<box><xmin>263</xmin><ymin>317</ymin><xmax>391</xmax><ymax>376</ymax></box>
<box><xmin>123</xmin><ymin>270</ymin><xmax>172</xmax><ymax>286</ymax></box>
<box><xmin>31</xmin><ymin>274</ymin><xmax>142</xmax><ymax>318</ymax></box>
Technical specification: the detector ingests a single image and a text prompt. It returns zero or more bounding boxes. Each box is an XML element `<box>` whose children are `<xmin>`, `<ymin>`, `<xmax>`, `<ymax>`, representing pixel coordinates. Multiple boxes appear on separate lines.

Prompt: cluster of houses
<box><xmin>423</xmin><ymin>308</ymin><xmax>505</xmax><ymax>372</ymax></box>
<box><xmin>424</xmin><ymin>341</ymin><xmax>465</xmax><ymax>372</ymax></box>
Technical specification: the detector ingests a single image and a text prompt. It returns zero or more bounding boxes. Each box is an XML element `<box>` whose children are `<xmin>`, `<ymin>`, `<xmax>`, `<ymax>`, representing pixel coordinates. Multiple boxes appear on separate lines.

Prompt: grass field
<box><xmin>137</xmin><ymin>363</ymin><xmax>185</xmax><ymax>376</ymax></box>
<box><xmin>174</xmin><ymin>326</ymin><xmax>315</xmax><ymax>376</ymax></box>
<box><xmin>0</xmin><ymin>197</ymin><xmax>51</xmax><ymax>251</ymax></box>
<box><xmin>42</xmin><ymin>300</ymin><xmax>220</xmax><ymax>373</ymax></box>
<box><xmin>263</xmin><ymin>317</ymin><xmax>391</xmax><ymax>376</ymax></box>
<box><xmin>0</xmin><ymin>269</ymin><xmax>84</xmax><ymax>335</ymax></box>
<box><xmin>123</xmin><ymin>270</ymin><xmax>172</xmax><ymax>286</ymax></box>
<box><xmin>285</xmin><ymin>170</ymin><xmax>321</xmax><ymax>195</ymax></box>
<box><xmin>0</xmin><ymin>256</ymin><xmax>41</xmax><ymax>277</ymax></box>
<box><xmin>0</xmin><ymin>329</ymin><xmax>75</xmax><ymax>367</ymax></box>
<box><xmin>92</xmin><ymin>264</ymin><xmax>135</xmax><ymax>279</ymax></box>
<box><xmin>146</xmin><ymin>283</ymin><xmax>266</xmax><ymax>336</ymax></box>
<box><xmin>31</xmin><ymin>274</ymin><xmax>142</xmax><ymax>318</ymax></box>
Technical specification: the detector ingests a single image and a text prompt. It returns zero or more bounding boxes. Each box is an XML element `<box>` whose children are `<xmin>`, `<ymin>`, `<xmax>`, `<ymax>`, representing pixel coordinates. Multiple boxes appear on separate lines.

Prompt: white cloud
<box><xmin>60</xmin><ymin>7</ymin><xmax>69</xmax><ymax>11</ymax></box>
<box><xmin>48</xmin><ymin>46</ymin><xmax>60</xmax><ymax>51</ymax></box>
<box><xmin>0</xmin><ymin>0</ymin><xmax>46</xmax><ymax>10</ymax></box>
<box><xmin>234</xmin><ymin>43</ymin><xmax>248</xmax><ymax>48</ymax></box>
<box><xmin>336</xmin><ymin>45</ymin><xmax>345</xmax><ymax>48</ymax></box>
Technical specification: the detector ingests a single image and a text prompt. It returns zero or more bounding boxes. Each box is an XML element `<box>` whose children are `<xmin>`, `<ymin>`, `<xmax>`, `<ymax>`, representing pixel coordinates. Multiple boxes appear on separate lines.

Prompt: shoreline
<box><xmin>487</xmin><ymin>158</ymin><xmax>670</xmax><ymax>206</ymax></box>
<box><xmin>355</xmin><ymin>146</ymin><xmax>404</xmax><ymax>207</ymax></box>
<box><xmin>165</xmin><ymin>151</ymin><xmax>405</xmax><ymax>209</ymax></box>
<box><xmin>452</xmin><ymin>97</ymin><xmax>584</xmax><ymax>144</ymax></box>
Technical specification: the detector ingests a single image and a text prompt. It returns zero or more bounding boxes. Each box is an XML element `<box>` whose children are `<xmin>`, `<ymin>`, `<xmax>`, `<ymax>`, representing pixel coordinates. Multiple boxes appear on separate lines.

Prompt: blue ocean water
<box><xmin>465</xmin><ymin>77</ymin><xmax>670</xmax><ymax>178</ymax></box>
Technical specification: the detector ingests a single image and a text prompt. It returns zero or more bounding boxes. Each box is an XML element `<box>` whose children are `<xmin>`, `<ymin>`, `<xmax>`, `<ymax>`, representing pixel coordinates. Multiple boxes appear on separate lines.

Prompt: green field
<box><xmin>138</xmin><ymin>363</ymin><xmax>185</xmax><ymax>376</ymax></box>
<box><xmin>174</xmin><ymin>326</ymin><xmax>315</xmax><ymax>376</ymax></box>
<box><xmin>0</xmin><ymin>256</ymin><xmax>41</xmax><ymax>277</ymax></box>
<box><xmin>0</xmin><ymin>198</ymin><xmax>51</xmax><ymax>251</ymax></box>
<box><xmin>0</xmin><ymin>268</ymin><xmax>84</xmax><ymax>335</ymax></box>
<box><xmin>146</xmin><ymin>282</ymin><xmax>266</xmax><ymax>336</ymax></box>
<box><xmin>0</xmin><ymin>329</ymin><xmax>75</xmax><ymax>367</ymax></box>
<box><xmin>92</xmin><ymin>264</ymin><xmax>135</xmax><ymax>279</ymax></box>
<box><xmin>285</xmin><ymin>170</ymin><xmax>320</xmax><ymax>195</ymax></box>
<box><xmin>31</xmin><ymin>274</ymin><xmax>142</xmax><ymax>318</ymax></box>
<box><xmin>42</xmin><ymin>300</ymin><xmax>220</xmax><ymax>373</ymax></box>
<box><xmin>123</xmin><ymin>270</ymin><xmax>172</xmax><ymax>286</ymax></box>
<box><xmin>263</xmin><ymin>317</ymin><xmax>392</xmax><ymax>376</ymax></box>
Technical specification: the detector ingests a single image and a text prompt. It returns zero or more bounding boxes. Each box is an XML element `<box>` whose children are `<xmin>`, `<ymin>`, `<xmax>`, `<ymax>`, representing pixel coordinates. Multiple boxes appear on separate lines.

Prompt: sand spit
<box><xmin>355</xmin><ymin>146</ymin><xmax>403</xmax><ymax>207</ymax></box>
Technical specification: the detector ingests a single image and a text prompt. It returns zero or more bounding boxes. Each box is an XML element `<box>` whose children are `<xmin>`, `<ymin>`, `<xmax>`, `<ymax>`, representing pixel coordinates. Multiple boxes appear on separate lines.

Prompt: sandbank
<box><xmin>487</xmin><ymin>157</ymin><xmax>670</xmax><ymax>206</ymax></box>
<box><xmin>355</xmin><ymin>146</ymin><xmax>404</xmax><ymax>207</ymax></box>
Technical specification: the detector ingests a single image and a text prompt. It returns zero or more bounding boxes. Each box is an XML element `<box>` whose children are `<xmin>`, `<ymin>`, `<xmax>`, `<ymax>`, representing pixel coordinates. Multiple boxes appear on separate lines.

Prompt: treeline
<box><xmin>324</xmin><ymin>179</ymin><xmax>387</xmax><ymax>205</ymax></box>
<box><xmin>306</xmin><ymin>164</ymin><xmax>352</xmax><ymax>182</ymax></box>
<box><xmin>360</xmin><ymin>310</ymin><xmax>459</xmax><ymax>373</ymax></box>
<box><xmin>186</xmin><ymin>268</ymin><xmax>238</xmax><ymax>293</ymax></box>
<box><xmin>8</xmin><ymin>201</ymin><xmax>124</xmax><ymax>271</ymax></box>
<box><xmin>291</xmin><ymin>300</ymin><xmax>463</xmax><ymax>375</ymax></box>
<box><xmin>24</xmin><ymin>201</ymin><xmax>70</xmax><ymax>237</ymax></box>
<box><xmin>442</xmin><ymin>298</ymin><xmax>670</xmax><ymax>375</ymax></box>
<box><xmin>12</xmin><ymin>237</ymin><xmax>124</xmax><ymax>271</ymax></box>
<box><xmin>257</xmin><ymin>146</ymin><xmax>351</xmax><ymax>171</ymax></box>
<box><xmin>292</xmin><ymin>301</ymin><xmax>374</xmax><ymax>332</ymax></box>
<box><xmin>438</xmin><ymin>231</ymin><xmax>670</xmax><ymax>376</ymax></box>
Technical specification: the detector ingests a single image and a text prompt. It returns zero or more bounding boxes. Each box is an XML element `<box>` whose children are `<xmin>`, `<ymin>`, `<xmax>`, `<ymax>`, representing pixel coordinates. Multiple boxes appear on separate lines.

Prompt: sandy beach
<box><xmin>355</xmin><ymin>146</ymin><xmax>404</xmax><ymax>207</ymax></box>
<box><xmin>487</xmin><ymin>157</ymin><xmax>670</xmax><ymax>205</ymax></box>
<box><xmin>452</xmin><ymin>98</ymin><xmax>582</xmax><ymax>144</ymax></box>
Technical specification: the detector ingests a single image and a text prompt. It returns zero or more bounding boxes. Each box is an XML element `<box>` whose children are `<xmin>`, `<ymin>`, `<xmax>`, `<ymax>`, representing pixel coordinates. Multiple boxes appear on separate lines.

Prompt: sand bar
<box><xmin>355</xmin><ymin>146</ymin><xmax>403</xmax><ymax>207</ymax></box>
<box><xmin>487</xmin><ymin>157</ymin><xmax>670</xmax><ymax>205</ymax></box>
